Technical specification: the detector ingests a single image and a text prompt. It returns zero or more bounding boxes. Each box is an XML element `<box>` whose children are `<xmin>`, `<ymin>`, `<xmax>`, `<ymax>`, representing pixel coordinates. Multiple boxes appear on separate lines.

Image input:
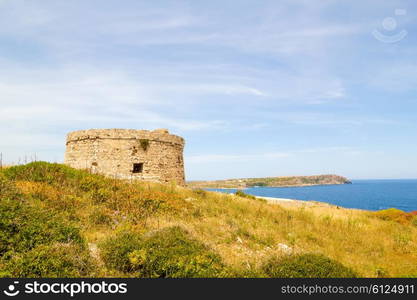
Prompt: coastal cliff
<box><xmin>187</xmin><ymin>174</ymin><xmax>351</xmax><ymax>189</ymax></box>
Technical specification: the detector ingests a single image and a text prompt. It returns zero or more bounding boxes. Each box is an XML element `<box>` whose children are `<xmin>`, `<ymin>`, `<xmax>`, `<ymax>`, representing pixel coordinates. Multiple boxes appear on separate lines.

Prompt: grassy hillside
<box><xmin>0</xmin><ymin>162</ymin><xmax>416</xmax><ymax>278</ymax></box>
<box><xmin>187</xmin><ymin>174</ymin><xmax>351</xmax><ymax>189</ymax></box>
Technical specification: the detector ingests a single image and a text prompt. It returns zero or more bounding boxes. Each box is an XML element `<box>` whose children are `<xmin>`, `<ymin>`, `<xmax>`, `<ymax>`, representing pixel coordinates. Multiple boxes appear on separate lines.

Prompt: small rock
<box><xmin>88</xmin><ymin>243</ymin><xmax>101</xmax><ymax>262</ymax></box>
<box><xmin>277</xmin><ymin>243</ymin><xmax>292</xmax><ymax>254</ymax></box>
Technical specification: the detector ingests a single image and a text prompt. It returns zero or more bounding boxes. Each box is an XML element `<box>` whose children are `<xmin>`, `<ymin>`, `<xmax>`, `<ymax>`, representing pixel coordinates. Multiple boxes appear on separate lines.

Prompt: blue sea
<box><xmin>207</xmin><ymin>179</ymin><xmax>417</xmax><ymax>212</ymax></box>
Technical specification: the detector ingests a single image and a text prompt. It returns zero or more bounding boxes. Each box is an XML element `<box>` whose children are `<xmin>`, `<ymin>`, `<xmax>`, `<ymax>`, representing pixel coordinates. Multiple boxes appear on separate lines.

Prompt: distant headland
<box><xmin>187</xmin><ymin>174</ymin><xmax>351</xmax><ymax>189</ymax></box>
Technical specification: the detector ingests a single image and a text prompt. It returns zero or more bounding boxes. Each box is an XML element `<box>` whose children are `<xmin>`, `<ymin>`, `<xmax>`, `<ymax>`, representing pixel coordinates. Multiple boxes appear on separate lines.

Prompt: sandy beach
<box><xmin>255</xmin><ymin>195</ymin><xmax>336</xmax><ymax>209</ymax></box>
<box><xmin>256</xmin><ymin>196</ymin><xmax>295</xmax><ymax>203</ymax></box>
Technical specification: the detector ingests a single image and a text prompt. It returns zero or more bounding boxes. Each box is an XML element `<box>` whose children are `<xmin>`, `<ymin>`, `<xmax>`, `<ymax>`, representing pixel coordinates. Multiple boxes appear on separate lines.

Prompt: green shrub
<box><xmin>99</xmin><ymin>231</ymin><xmax>142</xmax><ymax>273</ymax></box>
<box><xmin>247</xmin><ymin>182</ymin><xmax>267</xmax><ymax>187</ymax></box>
<box><xmin>3</xmin><ymin>243</ymin><xmax>94</xmax><ymax>278</ymax></box>
<box><xmin>193</xmin><ymin>188</ymin><xmax>207</xmax><ymax>198</ymax></box>
<box><xmin>139</xmin><ymin>139</ymin><xmax>150</xmax><ymax>151</ymax></box>
<box><xmin>3</xmin><ymin>162</ymin><xmax>109</xmax><ymax>192</ymax></box>
<box><xmin>375</xmin><ymin>267</ymin><xmax>390</xmax><ymax>278</ymax></box>
<box><xmin>100</xmin><ymin>227</ymin><xmax>227</xmax><ymax>277</ymax></box>
<box><xmin>3</xmin><ymin>162</ymin><xmax>81</xmax><ymax>184</ymax></box>
<box><xmin>132</xmin><ymin>226</ymin><xmax>227</xmax><ymax>278</ymax></box>
<box><xmin>262</xmin><ymin>253</ymin><xmax>357</xmax><ymax>278</ymax></box>
<box><xmin>0</xmin><ymin>174</ymin><xmax>20</xmax><ymax>199</ymax></box>
<box><xmin>0</xmin><ymin>197</ymin><xmax>83</xmax><ymax>256</ymax></box>
<box><xmin>91</xmin><ymin>188</ymin><xmax>112</xmax><ymax>204</ymax></box>
<box><xmin>374</xmin><ymin>208</ymin><xmax>410</xmax><ymax>225</ymax></box>
<box><xmin>79</xmin><ymin>175</ymin><xmax>108</xmax><ymax>193</ymax></box>
<box><xmin>411</xmin><ymin>216</ymin><xmax>417</xmax><ymax>227</ymax></box>
<box><xmin>235</xmin><ymin>190</ymin><xmax>256</xmax><ymax>200</ymax></box>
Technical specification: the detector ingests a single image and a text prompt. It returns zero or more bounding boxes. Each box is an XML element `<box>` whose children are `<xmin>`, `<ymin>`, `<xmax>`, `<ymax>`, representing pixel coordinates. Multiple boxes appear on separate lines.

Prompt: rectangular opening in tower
<box><xmin>132</xmin><ymin>163</ymin><xmax>143</xmax><ymax>173</ymax></box>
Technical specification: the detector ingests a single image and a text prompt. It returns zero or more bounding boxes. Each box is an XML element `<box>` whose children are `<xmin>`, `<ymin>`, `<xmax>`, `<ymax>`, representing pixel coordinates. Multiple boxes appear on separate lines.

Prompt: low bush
<box><xmin>247</xmin><ymin>182</ymin><xmax>267</xmax><ymax>187</ymax></box>
<box><xmin>91</xmin><ymin>188</ymin><xmax>112</xmax><ymax>204</ymax></box>
<box><xmin>139</xmin><ymin>139</ymin><xmax>150</xmax><ymax>151</ymax></box>
<box><xmin>132</xmin><ymin>226</ymin><xmax>227</xmax><ymax>278</ymax></box>
<box><xmin>78</xmin><ymin>175</ymin><xmax>108</xmax><ymax>192</ymax></box>
<box><xmin>2</xmin><ymin>243</ymin><xmax>94</xmax><ymax>278</ymax></box>
<box><xmin>235</xmin><ymin>190</ymin><xmax>257</xmax><ymax>200</ymax></box>
<box><xmin>374</xmin><ymin>208</ymin><xmax>416</xmax><ymax>225</ymax></box>
<box><xmin>0</xmin><ymin>175</ymin><xmax>21</xmax><ymax>201</ymax></box>
<box><xmin>100</xmin><ymin>227</ymin><xmax>227</xmax><ymax>278</ymax></box>
<box><xmin>262</xmin><ymin>253</ymin><xmax>357</xmax><ymax>278</ymax></box>
<box><xmin>14</xmin><ymin>181</ymin><xmax>80</xmax><ymax>216</ymax></box>
<box><xmin>3</xmin><ymin>162</ymin><xmax>81</xmax><ymax>185</ymax></box>
<box><xmin>14</xmin><ymin>181</ymin><xmax>61</xmax><ymax>202</ymax></box>
<box><xmin>235</xmin><ymin>190</ymin><xmax>267</xmax><ymax>203</ymax></box>
<box><xmin>3</xmin><ymin>161</ymin><xmax>109</xmax><ymax>193</ymax></box>
<box><xmin>412</xmin><ymin>216</ymin><xmax>417</xmax><ymax>227</ymax></box>
<box><xmin>193</xmin><ymin>188</ymin><xmax>207</xmax><ymax>198</ymax></box>
<box><xmin>0</xmin><ymin>197</ymin><xmax>83</xmax><ymax>256</ymax></box>
<box><xmin>99</xmin><ymin>231</ymin><xmax>143</xmax><ymax>273</ymax></box>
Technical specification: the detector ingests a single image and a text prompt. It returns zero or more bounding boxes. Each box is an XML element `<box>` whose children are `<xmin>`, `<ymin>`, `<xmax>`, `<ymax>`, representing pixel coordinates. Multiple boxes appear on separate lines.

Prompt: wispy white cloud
<box><xmin>254</xmin><ymin>111</ymin><xmax>399</xmax><ymax>127</ymax></box>
<box><xmin>0</xmin><ymin>0</ymin><xmax>416</xmax><ymax>179</ymax></box>
<box><xmin>155</xmin><ymin>83</ymin><xmax>266</xmax><ymax>96</ymax></box>
<box><xmin>295</xmin><ymin>146</ymin><xmax>361</xmax><ymax>156</ymax></box>
<box><xmin>0</xmin><ymin>64</ymin><xmax>230</xmax><ymax>133</ymax></box>
<box><xmin>187</xmin><ymin>152</ymin><xmax>291</xmax><ymax>163</ymax></box>
<box><xmin>100</xmin><ymin>16</ymin><xmax>196</xmax><ymax>34</ymax></box>
<box><xmin>186</xmin><ymin>146</ymin><xmax>360</xmax><ymax>164</ymax></box>
<box><xmin>278</xmin><ymin>25</ymin><xmax>362</xmax><ymax>38</ymax></box>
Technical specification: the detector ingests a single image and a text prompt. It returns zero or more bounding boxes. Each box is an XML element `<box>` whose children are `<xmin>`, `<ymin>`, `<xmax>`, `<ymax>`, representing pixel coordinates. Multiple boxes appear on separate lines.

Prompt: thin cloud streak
<box><xmin>186</xmin><ymin>146</ymin><xmax>359</xmax><ymax>164</ymax></box>
<box><xmin>0</xmin><ymin>0</ymin><xmax>416</xmax><ymax>179</ymax></box>
<box><xmin>186</xmin><ymin>152</ymin><xmax>291</xmax><ymax>164</ymax></box>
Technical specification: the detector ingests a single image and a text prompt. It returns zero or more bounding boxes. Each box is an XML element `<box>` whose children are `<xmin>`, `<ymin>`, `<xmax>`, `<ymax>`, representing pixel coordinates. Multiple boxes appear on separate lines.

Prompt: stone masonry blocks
<box><xmin>64</xmin><ymin>128</ymin><xmax>185</xmax><ymax>185</ymax></box>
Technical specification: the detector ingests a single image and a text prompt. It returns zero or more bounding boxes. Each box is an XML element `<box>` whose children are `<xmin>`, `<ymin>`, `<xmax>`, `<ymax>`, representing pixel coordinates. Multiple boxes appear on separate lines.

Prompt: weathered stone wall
<box><xmin>64</xmin><ymin>129</ymin><xmax>185</xmax><ymax>185</ymax></box>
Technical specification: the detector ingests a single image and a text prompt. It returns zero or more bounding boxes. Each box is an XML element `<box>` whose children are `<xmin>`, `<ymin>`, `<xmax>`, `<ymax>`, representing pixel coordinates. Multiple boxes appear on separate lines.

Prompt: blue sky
<box><xmin>0</xmin><ymin>0</ymin><xmax>416</xmax><ymax>180</ymax></box>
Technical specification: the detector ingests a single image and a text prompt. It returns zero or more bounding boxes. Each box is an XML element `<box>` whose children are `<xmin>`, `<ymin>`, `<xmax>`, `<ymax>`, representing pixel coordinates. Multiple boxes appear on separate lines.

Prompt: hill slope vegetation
<box><xmin>0</xmin><ymin>162</ymin><xmax>416</xmax><ymax>278</ymax></box>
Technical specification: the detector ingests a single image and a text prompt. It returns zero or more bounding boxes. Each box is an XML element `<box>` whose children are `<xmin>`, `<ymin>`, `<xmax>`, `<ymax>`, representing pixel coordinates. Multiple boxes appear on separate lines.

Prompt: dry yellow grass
<box><xmin>138</xmin><ymin>186</ymin><xmax>417</xmax><ymax>277</ymax></box>
<box><xmin>5</xmin><ymin>163</ymin><xmax>417</xmax><ymax>277</ymax></box>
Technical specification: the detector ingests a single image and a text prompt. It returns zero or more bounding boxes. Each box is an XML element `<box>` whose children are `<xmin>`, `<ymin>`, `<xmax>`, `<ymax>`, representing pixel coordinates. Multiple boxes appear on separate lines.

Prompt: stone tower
<box><xmin>64</xmin><ymin>129</ymin><xmax>185</xmax><ymax>185</ymax></box>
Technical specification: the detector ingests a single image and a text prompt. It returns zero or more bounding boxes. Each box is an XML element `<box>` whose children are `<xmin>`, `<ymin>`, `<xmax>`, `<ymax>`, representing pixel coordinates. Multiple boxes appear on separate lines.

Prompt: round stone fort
<box><xmin>64</xmin><ymin>128</ymin><xmax>185</xmax><ymax>185</ymax></box>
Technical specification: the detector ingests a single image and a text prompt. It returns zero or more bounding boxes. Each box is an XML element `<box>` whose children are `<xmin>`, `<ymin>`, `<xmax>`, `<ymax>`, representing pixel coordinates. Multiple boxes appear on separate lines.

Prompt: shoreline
<box><xmin>253</xmin><ymin>195</ymin><xmax>360</xmax><ymax>211</ymax></box>
<box><xmin>195</xmin><ymin>182</ymin><xmax>350</xmax><ymax>189</ymax></box>
<box><xmin>255</xmin><ymin>195</ymin><xmax>321</xmax><ymax>208</ymax></box>
<box><xmin>254</xmin><ymin>195</ymin><xmax>371</xmax><ymax>212</ymax></box>
<box><xmin>220</xmin><ymin>190</ymin><xmax>336</xmax><ymax>208</ymax></box>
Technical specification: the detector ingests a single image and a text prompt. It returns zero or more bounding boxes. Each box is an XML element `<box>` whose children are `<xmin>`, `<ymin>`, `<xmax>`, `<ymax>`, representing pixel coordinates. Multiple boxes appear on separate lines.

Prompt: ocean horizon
<box><xmin>207</xmin><ymin>179</ymin><xmax>417</xmax><ymax>212</ymax></box>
